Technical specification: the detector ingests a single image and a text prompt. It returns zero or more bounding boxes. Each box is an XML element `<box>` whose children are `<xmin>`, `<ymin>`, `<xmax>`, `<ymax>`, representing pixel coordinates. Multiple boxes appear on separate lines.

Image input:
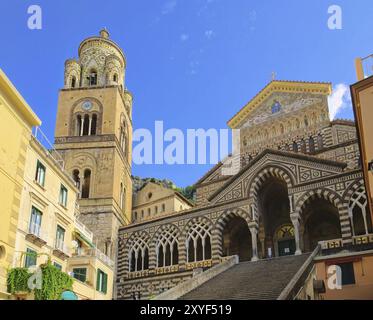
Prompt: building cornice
<box><xmin>0</xmin><ymin>69</ymin><xmax>41</xmax><ymax>127</ymax></box>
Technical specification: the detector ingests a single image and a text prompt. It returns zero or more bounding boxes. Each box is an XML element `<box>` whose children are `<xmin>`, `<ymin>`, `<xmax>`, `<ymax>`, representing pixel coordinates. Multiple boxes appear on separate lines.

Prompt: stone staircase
<box><xmin>180</xmin><ymin>253</ymin><xmax>312</xmax><ymax>300</ymax></box>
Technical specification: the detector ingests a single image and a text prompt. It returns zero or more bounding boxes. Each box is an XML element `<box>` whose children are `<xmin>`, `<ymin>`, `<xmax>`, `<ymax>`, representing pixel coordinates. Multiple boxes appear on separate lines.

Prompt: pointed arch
<box><xmin>152</xmin><ymin>224</ymin><xmax>180</xmax><ymax>267</ymax></box>
<box><xmin>182</xmin><ymin>217</ymin><xmax>212</xmax><ymax>263</ymax></box>
<box><xmin>126</xmin><ymin>231</ymin><xmax>150</xmax><ymax>272</ymax></box>
<box><xmin>295</xmin><ymin>188</ymin><xmax>343</xmax><ymax>215</ymax></box>
<box><xmin>248</xmin><ymin>165</ymin><xmax>295</xmax><ymax>200</ymax></box>
<box><xmin>344</xmin><ymin>181</ymin><xmax>371</xmax><ymax>236</ymax></box>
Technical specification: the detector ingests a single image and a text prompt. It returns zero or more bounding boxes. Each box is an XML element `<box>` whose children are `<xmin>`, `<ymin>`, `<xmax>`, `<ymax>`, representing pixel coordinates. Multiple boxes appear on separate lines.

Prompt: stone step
<box><xmin>180</xmin><ymin>254</ymin><xmax>311</xmax><ymax>300</ymax></box>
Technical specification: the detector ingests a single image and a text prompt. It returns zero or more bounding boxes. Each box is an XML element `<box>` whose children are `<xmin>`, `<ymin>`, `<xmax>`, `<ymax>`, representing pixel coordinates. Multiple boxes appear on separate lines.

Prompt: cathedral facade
<box><xmin>116</xmin><ymin>80</ymin><xmax>371</xmax><ymax>300</ymax></box>
<box><xmin>48</xmin><ymin>30</ymin><xmax>372</xmax><ymax>300</ymax></box>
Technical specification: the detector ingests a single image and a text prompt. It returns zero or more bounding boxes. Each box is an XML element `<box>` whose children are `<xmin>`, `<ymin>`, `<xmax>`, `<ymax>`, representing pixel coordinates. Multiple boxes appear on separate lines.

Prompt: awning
<box><xmin>74</xmin><ymin>230</ymin><xmax>95</xmax><ymax>248</ymax></box>
<box><xmin>61</xmin><ymin>290</ymin><xmax>78</xmax><ymax>300</ymax></box>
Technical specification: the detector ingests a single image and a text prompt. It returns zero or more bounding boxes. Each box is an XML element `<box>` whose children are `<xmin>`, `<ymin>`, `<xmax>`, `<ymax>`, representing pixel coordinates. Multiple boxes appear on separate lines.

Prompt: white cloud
<box><xmin>188</xmin><ymin>60</ymin><xmax>200</xmax><ymax>75</ymax></box>
<box><xmin>249</xmin><ymin>10</ymin><xmax>257</xmax><ymax>22</ymax></box>
<box><xmin>162</xmin><ymin>0</ymin><xmax>177</xmax><ymax>15</ymax></box>
<box><xmin>180</xmin><ymin>34</ymin><xmax>189</xmax><ymax>41</ymax></box>
<box><xmin>328</xmin><ymin>83</ymin><xmax>352</xmax><ymax>120</ymax></box>
<box><xmin>204</xmin><ymin>30</ymin><xmax>215</xmax><ymax>39</ymax></box>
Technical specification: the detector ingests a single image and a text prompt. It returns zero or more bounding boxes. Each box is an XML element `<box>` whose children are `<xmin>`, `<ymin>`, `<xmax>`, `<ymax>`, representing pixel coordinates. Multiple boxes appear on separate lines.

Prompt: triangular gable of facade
<box><xmin>208</xmin><ymin>149</ymin><xmax>347</xmax><ymax>204</ymax></box>
<box><xmin>227</xmin><ymin>80</ymin><xmax>332</xmax><ymax>129</ymax></box>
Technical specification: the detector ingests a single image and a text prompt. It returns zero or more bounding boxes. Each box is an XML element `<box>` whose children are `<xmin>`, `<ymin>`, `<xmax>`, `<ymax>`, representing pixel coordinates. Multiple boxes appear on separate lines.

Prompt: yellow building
<box><xmin>132</xmin><ymin>182</ymin><xmax>194</xmax><ymax>223</ymax></box>
<box><xmin>13</xmin><ymin>128</ymin><xmax>114</xmax><ymax>300</ymax></box>
<box><xmin>0</xmin><ymin>69</ymin><xmax>41</xmax><ymax>299</ymax></box>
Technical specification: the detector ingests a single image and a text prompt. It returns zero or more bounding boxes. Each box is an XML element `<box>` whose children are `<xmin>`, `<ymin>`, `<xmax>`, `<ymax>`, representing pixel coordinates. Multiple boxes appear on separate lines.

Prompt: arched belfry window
<box><xmin>72</xmin><ymin>170</ymin><xmax>80</xmax><ymax>189</ymax></box>
<box><xmin>76</xmin><ymin>115</ymin><xmax>82</xmax><ymax>136</ymax></box>
<box><xmin>71</xmin><ymin>76</ymin><xmax>76</xmax><ymax>88</ymax></box>
<box><xmin>120</xmin><ymin>183</ymin><xmax>126</xmax><ymax>210</ymax></box>
<box><xmin>81</xmin><ymin>169</ymin><xmax>91</xmax><ymax>199</ymax></box>
<box><xmin>91</xmin><ymin>114</ymin><xmax>97</xmax><ymax>135</ymax></box>
<box><xmin>82</xmin><ymin>114</ymin><xmax>90</xmax><ymax>136</ymax></box>
<box><xmin>113</xmin><ymin>74</ymin><xmax>118</xmax><ymax>83</ymax></box>
<box><xmin>76</xmin><ymin>113</ymin><xmax>98</xmax><ymax>136</ymax></box>
<box><xmin>88</xmin><ymin>69</ymin><xmax>97</xmax><ymax>86</ymax></box>
<box><xmin>120</xmin><ymin>119</ymin><xmax>128</xmax><ymax>159</ymax></box>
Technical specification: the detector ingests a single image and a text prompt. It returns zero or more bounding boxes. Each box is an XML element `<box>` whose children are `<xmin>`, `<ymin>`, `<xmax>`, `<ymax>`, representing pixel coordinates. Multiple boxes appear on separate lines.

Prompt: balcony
<box><xmin>71</xmin><ymin>247</ymin><xmax>114</xmax><ymax>269</ymax></box>
<box><xmin>25</xmin><ymin>222</ymin><xmax>48</xmax><ymax>247</ymax></box>
<box><xmin>74</xmin><ymin>218</ymin><xmax>94</xmax><ymax>243</ymax></box>
<box><xmin>53</xmin><ymin>240</ymin><xmax>70</xmax><ymax>260</ymax></box>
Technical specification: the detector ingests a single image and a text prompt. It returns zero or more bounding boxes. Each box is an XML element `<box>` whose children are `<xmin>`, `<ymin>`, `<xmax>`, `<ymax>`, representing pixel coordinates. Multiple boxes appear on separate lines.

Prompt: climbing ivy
<box><xmin>35</xmin><ymin>263</ymin><xmax>74</xmax><ymax>300</ymax></box>
<box><xmin>7</xmin><ymin>263</ymin><xmax>74</xmax><ymax>300</ymax></box>
<box><xmin>7</xmin><ymin>268</ymin><xmax>31</xmax><ymax>294</ymax></box>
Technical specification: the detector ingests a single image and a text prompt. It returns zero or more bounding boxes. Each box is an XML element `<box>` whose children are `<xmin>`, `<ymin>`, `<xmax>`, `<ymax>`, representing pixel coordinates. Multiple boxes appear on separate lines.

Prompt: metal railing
<box><xmin>27</xmin><ymin>222</ymin><xmax>48</xmax><ymax>241</ymax></box>
<box><xmin>72</xmin><ymin>247</ymin><xmax>114</xmax><ymax>268</ymax></box>
<box><xmin>74</xmin><ymin>218</ymin><xmax>94</xmax><ymax>242</ymax></box>
<box><xmin>32</xmin><ymin>127</ymin><xmax>65</xmax><ymax>169</ymax></box>
<box><xmin>54</xmin><ymin>240</ymin><xmax>70</xmax><ymax>255</ymax></box>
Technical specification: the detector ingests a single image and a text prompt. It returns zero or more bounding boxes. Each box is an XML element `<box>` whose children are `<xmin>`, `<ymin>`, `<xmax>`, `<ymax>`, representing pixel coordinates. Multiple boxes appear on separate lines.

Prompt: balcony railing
<box><xmin>32</xmin><ymin>127</ymin><xmax>65</xmax><ymax>169</ymax></box>
<box><xmin>71</xmin><ymin>247</ymin><xmax>114</xmax><ymax>268</ymax></box>
<box><xmin>25</xmin><ymin>222</ymin><xmax>48</xmax><ymax>247</ymax></box>
<box><xmin>53</xmin><ymin>240</ymin><xmax>70</xmax><ymax>260</ymax></box>
<box><xmin>74</xmin><ymin>218</ymin><xmax>94</xmax><ymax>242</ymax></box>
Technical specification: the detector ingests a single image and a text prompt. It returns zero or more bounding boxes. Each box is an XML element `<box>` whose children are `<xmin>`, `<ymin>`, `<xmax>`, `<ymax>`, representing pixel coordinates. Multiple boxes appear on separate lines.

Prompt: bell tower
<box><xmin>54</xmin><ymin>29</ymin><xmax>133</xmax><ymax>259</ymax></box>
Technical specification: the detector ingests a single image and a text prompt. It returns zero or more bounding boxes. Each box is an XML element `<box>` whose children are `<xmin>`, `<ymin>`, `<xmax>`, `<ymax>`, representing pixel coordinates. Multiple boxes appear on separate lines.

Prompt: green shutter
<box><xmin>96</xmin><ymin>270</ymin><xmax>101</xmax><ymax>291</ymax></box>
<box><xmin>103</xmin><ymin>272</ymin><xmax>108</xmax><ymax>294</ymax></box>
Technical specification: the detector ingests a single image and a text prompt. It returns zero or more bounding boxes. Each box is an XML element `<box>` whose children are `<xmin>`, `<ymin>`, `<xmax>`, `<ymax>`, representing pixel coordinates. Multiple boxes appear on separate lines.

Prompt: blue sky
<box><xmin>1</xmin><ymin>1</ymin><xmax>372</xmax><ymax>187</ymax></box>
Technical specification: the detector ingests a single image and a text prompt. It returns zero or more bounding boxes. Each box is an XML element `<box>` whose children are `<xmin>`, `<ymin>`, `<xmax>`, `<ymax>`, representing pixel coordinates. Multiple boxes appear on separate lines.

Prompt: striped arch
<box><xmin>123</xmin><ymin>230</ymin><xmax>151</xmax><ymax>272</ymax></box>
<box><xmin>294</xmin><ymin>188</ymin><xmax>352</xmax><ymax>245</ymax></box>
<box><xmin>215</xmin><ymin>207</ymin><xmax>252</xmax><ymax>230</ymax></box>
<box><xmin>179</xmin><ymin>216</ymin><xmax>213</xmax><ymax>266</ymax></box>
<box><xmin>343</xmin><ymin>179</ymin><xmax>366</xmax><ymax>203</ymax></box>
<box><xmin>343</xmin><ymin>179</ymin><xmax>370</xmax><ymax>236</ymax></box>
<box><xmin>213</xmin><ymin>208</ymin><xmax>253</xmax><ymax>263</ymax></box>
<box><xmin>248</xmin><ymin>165</ymin><xmax>295</xmax><ymax>199</ymax></box>
<box><xmin>295</xmin><ymin>188</ymin><xmax>343</xmax><ymax>215</ymax></box>
<box><xmin>181</xmin><ymin>216</ymin><xmax>213</xmax><ymax>238</ymax></box>
<box><xmin>151</xmin><ymin>224</ymin><xmax>180</xmax><ymax>268</ymax></box>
